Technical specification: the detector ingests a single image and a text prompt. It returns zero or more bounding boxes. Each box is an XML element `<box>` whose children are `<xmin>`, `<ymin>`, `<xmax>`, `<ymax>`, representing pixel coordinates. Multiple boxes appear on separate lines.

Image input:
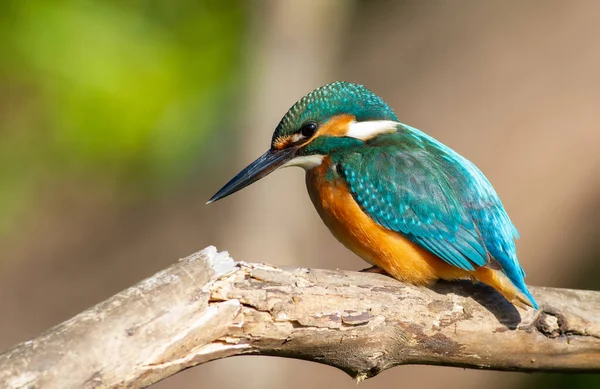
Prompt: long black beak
<box><xmin>207</xmin><ymin>148</ymin><xmax>296</xmax><ymax>204</ymax></box>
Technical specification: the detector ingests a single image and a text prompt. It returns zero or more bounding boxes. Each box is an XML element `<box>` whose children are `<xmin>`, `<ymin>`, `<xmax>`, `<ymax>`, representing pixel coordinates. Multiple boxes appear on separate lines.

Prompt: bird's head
<box><xmin>208</xmin><ymin>81</ymin><xmax>399</xmax><ymax>203</ymax></box>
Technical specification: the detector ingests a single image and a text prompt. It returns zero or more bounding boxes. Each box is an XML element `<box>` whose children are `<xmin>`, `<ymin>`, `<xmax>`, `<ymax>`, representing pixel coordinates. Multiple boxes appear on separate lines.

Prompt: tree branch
<box><xmin>1</xmin><ymin>247</ymin><xmax>599</xmax><ymax>388</ymax></box>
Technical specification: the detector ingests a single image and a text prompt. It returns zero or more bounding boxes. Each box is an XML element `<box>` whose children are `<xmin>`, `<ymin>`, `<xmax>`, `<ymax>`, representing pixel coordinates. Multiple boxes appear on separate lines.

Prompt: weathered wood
<box><xmin>1</xmin><ymin>246</ymin><xmax>599</xmax><ymax>389</ymax></box>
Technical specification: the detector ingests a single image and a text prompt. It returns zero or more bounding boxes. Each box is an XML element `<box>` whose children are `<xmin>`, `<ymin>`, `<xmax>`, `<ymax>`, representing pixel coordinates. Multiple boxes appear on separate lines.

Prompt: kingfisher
<box><xmin>208</xmin><ymin>81</ymin><xmax>538</xmax><ymax>309</ymax></box>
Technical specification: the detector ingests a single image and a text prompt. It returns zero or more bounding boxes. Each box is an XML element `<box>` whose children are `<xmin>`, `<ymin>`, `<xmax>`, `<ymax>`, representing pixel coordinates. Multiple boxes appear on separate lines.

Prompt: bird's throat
<box><xmin>281</xmin><ymin>154</ymin><xmax>324</xmax><ymax>170</ymax></box>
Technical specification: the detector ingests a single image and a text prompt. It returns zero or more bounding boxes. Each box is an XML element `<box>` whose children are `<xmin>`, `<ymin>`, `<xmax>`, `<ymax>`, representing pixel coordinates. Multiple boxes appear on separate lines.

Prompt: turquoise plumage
<box><xmin>332</xmin><ymin>124</ymin><xmax>537</xmax><ymax>308</ymax></box>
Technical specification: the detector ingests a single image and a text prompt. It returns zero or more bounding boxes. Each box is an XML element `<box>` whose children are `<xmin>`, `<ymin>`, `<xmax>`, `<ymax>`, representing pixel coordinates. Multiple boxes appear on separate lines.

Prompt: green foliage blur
<box><xmin>0</xmin><ymin>0</ymin><xmax>246</xmax><ymax>234</ymax></box>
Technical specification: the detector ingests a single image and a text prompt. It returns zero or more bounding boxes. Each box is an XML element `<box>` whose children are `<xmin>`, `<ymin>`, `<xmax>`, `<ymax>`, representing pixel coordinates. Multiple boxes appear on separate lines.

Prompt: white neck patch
<box><xmin>281</xmin><ymin>154</ymin><xmax>324</xmax><ymax>170</ymax></box>
<box><xmin>346</xmin><ymin>120</ymin><xmax>398</xmax><ymax>140</ymax></box>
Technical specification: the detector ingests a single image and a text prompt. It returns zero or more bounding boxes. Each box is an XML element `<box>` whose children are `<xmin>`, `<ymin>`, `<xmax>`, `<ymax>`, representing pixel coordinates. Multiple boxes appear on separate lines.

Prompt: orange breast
<box><xmin>305</xmin><ymin>157</ymin><xmax>468</xmax><ymax>285</ymax></box>
<box><xmin>305</xmin><ymin>157</ymin><xmax>532</xmax><ymax>308</ymax></box>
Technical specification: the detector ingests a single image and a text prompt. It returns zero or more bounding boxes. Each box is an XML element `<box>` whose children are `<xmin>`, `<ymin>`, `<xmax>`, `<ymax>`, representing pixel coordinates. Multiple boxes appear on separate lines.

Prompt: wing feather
<box><xmin>336</xmin><ymin>124</ymin><xmax>521</xmax><ymax>273</ymax></box>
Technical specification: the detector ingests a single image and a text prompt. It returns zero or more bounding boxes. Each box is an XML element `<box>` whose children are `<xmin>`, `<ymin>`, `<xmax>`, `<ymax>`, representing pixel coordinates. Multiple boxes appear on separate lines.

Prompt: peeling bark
<box><xmin>1</xmin><ymin>246</ymin><xmax>599</xmax><ymax>389</ymax></box>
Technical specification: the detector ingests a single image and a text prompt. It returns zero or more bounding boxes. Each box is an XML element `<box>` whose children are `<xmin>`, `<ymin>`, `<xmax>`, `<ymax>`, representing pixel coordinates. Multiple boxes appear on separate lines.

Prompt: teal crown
<box><xmin>272</xmin><ymin>81</ymin><xmax>398</xmax><ymax>144</ymax></box>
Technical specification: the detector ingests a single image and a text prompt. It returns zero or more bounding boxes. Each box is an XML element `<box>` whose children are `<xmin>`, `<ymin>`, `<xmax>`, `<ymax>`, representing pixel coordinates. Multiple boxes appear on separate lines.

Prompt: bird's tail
<box><xmin>474</xmin><ymin>267</ymin><xmax>538</xmax><ymax>309</ymax></box>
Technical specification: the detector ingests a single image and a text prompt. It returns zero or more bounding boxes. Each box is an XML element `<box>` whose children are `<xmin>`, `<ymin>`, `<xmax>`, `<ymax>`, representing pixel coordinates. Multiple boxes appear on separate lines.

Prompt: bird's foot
<box><xmin>359</xmin><ymin>265</ymin><xmax>389</xmax><ymax>275</ymax></box>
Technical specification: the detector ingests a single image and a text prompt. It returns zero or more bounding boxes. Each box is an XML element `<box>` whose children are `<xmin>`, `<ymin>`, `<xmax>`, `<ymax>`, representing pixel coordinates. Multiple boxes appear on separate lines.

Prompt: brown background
<box><xmin>1</xmin><ymin>1</ymin><xmax>599</xmax><ymax>388</ymax></box>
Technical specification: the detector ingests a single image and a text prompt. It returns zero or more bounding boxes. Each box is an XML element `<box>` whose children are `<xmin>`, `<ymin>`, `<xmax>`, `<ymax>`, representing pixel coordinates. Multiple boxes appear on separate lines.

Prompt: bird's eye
<box><xmin>300</xmin><ymin>122</ymin><xmax>318</xmax><ymax>138</ymax></box>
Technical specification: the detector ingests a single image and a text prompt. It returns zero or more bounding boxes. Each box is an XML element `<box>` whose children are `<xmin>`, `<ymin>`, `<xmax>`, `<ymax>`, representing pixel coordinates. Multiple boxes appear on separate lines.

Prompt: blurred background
<box><xmin>0</xmin><ymin>0</ymin><xmax>599</xmax><ymax>388</ymax></box>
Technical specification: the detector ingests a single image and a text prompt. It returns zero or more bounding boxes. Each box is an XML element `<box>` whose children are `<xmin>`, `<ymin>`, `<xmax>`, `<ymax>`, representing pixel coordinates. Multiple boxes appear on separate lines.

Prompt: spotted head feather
<box><xmin>271</xmin><ymin>81</ymin><xmax>398</xmax><ymax>147</ymax></box>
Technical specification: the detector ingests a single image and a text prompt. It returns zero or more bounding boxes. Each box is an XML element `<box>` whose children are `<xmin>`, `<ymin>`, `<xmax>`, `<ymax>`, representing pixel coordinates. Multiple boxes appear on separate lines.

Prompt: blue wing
<box><xmin>336</xmin><ymin>124</ymin><xmax>527</xmax><ymax>285</ymax></box>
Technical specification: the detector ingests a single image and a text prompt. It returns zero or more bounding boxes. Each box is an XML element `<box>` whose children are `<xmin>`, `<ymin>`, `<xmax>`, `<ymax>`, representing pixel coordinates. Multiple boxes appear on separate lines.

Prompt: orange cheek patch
<box><xmin>317</xmin><ymin>114</ymin><xmax>356</xmax><ymax>137</ymax></box>
<box><xmin>272</xmin><ymin>135</ymin><xmax>293</xmax><ymax>150</ymax></box>
<box><xmin>274</xmin><ymin>114</ymin><xmax>356</xmax><ymax>149</ymax></box>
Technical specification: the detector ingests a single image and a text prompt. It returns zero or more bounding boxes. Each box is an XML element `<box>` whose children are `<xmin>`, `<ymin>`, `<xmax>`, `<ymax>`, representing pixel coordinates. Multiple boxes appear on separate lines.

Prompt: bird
<box><xmin>208</xmin><ymin>81</ymin><xmax>538</xmax><ymax>309</ymax></box>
